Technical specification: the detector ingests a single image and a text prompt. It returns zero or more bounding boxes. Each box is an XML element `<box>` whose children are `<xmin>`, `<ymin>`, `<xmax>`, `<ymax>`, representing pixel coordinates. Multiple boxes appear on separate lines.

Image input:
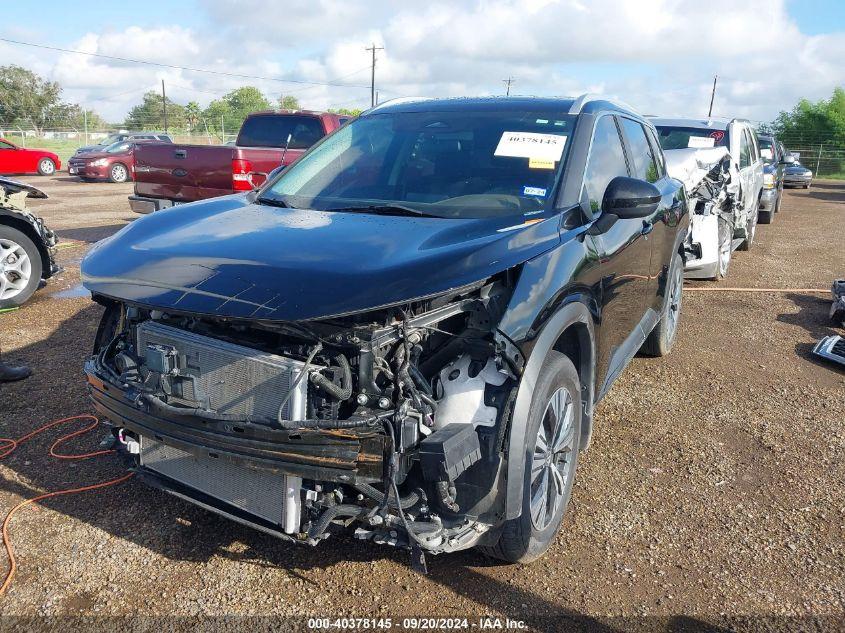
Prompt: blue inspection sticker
<box><xmin>523</xmin><ymin>186</ymin><xmax>547</xmax><ymax>197</ymax></box>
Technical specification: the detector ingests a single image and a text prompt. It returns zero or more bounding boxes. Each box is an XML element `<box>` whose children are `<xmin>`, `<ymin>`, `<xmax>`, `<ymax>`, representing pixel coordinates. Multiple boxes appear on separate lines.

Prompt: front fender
<box><xmin>502</xmin><ymin>300</ymin><xmax>595</xmax><ymax>520</ymax></box>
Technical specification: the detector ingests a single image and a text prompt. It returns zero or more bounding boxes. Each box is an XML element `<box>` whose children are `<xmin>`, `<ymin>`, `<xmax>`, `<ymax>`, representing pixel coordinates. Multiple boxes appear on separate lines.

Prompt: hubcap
<box><xmin>113</xmin><ymin>165</ymin><xmax>126</xmax><ymax>181</ymax></box>
<box><xmin>40</xmin><ymin>159</ymin><xmax>54</xmax><ymax>174</ymax></box>
<box><xmin>666</xmin><ymin>262</ymin><xmax>683</xmax><ymax>340</ymax></box>
<box><xmin>0</xmin><ymin>239</ymin><xmax>32</xmax><ymax>300</ymax></box>
<box><xmin>530</xmin><ymin>386</ymin><xmax>576</xmax><ymax>531</ymax></box>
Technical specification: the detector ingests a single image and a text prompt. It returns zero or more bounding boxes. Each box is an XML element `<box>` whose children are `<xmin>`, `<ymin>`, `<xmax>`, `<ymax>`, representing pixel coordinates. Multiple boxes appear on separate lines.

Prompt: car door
<box><xmin>0</xmin><ymin>140</ymin><xmax>18</xmax><ymax>174</ymax></box>
<box><xmin>618</xmin><ymin>117</ymin><xmax>685</xmax><ymax>313</ymax></box>
<box><xmin>583</xmin><ymin>115</ymin><xmax>654</xmax><ymax>395</ymax></box>
<box><xmin>748</xmin><ymin>128</ymin><xmax>764</xmax><ymax>204</ymax></box>
<box><xmin>734</xmin><ymin>124</ymin><xmax>753</xmax><ymax>234</ymax></box>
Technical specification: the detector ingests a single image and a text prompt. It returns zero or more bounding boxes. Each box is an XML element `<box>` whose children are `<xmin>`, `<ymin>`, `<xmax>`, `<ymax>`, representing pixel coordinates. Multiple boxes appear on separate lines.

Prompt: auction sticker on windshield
<box><xmin>495</xmin><ymin>132</ymin><xmax>567</xmax><ymax>162</ymax></box>
<box><xmin>688</xmin><ymin>136</ymin><xmax>716</xmax><ymax>148</ymax></box>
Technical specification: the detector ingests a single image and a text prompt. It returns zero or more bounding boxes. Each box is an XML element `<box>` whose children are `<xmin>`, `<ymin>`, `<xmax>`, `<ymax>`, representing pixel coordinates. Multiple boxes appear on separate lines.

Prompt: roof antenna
<box><xmin>280</xmin><ymin>133</ymin><xmax>293</xmax><ymax>166</ymax></box>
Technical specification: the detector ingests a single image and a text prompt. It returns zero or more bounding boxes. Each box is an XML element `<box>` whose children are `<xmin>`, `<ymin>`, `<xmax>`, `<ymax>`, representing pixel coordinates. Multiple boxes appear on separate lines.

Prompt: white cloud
<box><xmin>1</xmin><ymin>0</ymin><xmax>842</xmax><ymax>125</ymax></box>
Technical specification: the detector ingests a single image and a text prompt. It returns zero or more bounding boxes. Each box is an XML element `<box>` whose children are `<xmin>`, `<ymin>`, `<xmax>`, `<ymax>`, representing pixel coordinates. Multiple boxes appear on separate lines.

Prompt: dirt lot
<box><xmin>0</xmin><ymin>175</ymin><xmax>843</xmax><ymax>630</ymax></box>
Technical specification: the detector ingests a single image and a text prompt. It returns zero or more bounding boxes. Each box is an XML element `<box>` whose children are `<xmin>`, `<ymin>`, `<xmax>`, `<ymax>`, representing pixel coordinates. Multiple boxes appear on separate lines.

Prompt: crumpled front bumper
<box><xmin>84</xmin><ymin>357</ymin><xmax>385</xmax><ymax>483</ymax></box>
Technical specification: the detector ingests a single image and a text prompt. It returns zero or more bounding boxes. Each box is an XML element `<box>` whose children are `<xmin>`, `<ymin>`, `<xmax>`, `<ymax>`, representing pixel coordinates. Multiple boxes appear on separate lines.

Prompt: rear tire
<box><xmin>758</xmin><ymin>205</ymin><xmax>773</xmax><ymax>224</ymax></box>
<box><xmin>642</xmin><ymin>251</ymin><xmax>683</xmax><ymax>357</ymax></box>
<box><xmin>478</xmin><ymin>352</ymin><xmax>581</xmax><ymax>564</ymax></box>
<box><xmin>37</xmin><ymin>158</ymin><xmax>56</xmax><ymax>176</ymax></box>
<box><xmin>0</xmin><ymin>226</ymin><xmax>42</xmax><ymax>308</ymax></box>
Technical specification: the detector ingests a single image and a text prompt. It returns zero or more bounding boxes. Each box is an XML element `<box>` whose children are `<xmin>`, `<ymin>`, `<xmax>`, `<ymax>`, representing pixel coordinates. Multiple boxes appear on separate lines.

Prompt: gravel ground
<box><xmin>0</xmin><ymin>176</ymin><xmax>843</xmax><ymax>631</ymax></box>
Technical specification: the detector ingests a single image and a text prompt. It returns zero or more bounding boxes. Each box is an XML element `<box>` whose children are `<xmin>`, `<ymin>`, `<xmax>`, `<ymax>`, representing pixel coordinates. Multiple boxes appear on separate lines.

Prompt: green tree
<box><xmin>185</xmin><ymin>101</ymin><xmax>202</xmax><ymax>133</ymax></box>
<box><xmin>0</xmin><ymin>65</ymin><xmax>62</xmax><ymax>133</ymax></box>
<box><xmin>771</xmin><ymin>87</ymin><xmax>845</xmax><ymax>145</ymax></box>
<box><xmin>279</xmin><ymin>94</ymin><xmax>301</xmax><ymax>110</ymax></box>
<box><xmin>203</xmin><ymin>86</ymin><xmax>273</xmax><ymax>139</ymax></box>
<box><xmin>124</xmin><ymin>91</ymin><xmax>187</xmax><ymax>132</ymax></box>
<box><xmin>329</xmin><ymin>107</ymin><xmax>363</xmax><ymax>117</ymax></box>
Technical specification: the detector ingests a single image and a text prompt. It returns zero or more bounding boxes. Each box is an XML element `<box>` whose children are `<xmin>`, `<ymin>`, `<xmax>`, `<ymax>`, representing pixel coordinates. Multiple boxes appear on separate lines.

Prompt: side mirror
<box><xmin>601</xmin><ymin>176</ymin><xmax>661</xmax><ymax>219</ymax></box>
<box><xmin>781</xmin><ymin>154</ymin><xmax>796</xmax><ymax>165</ymax></box>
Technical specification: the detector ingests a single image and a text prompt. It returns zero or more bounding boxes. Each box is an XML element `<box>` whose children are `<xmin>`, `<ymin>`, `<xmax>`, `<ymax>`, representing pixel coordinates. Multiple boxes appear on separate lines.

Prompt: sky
<box><xmin>1</xmin><ymin>0</ymin><xmax>843</xmax><ymax>126</ymax></box>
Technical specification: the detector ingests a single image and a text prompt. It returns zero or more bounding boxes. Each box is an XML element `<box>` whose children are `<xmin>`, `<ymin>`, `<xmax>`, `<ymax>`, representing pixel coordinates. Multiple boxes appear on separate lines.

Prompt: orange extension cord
<box><xmin>0</xmin><ymin>415</ymin><xmax>133</xmax><ymax>597</ymax></box>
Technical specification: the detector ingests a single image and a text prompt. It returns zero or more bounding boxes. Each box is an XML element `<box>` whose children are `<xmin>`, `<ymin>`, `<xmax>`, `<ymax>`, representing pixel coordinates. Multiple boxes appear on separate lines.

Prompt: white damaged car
<box><xmin>650</xmin><ymin>117</ymin><xmax>765</xmax><ymax>279</ymax></box>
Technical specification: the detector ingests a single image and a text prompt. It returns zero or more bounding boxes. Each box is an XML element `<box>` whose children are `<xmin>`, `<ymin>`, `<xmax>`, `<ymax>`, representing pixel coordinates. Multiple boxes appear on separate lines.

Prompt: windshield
<box><xmin>655</xmin><ymin>126</ymin><xmax>729</xmax><ymax>150</ymax></box>
<box><xmin>104</xmin><ymin>141</ymin><xmax>132</xmax><ymax>153</ymax></box>
<box><xmin>260</xmin><ymin>109</ymin><xmax>576</xmax><ymax>219</ymax></box>
<box><xmin>99</xmin><ymin>134</ymin><xmax>126</xmax><ymax>146</ymax></box>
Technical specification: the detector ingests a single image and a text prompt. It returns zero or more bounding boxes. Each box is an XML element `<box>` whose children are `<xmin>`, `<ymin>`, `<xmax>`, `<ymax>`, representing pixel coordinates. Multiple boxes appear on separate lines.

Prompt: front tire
<box><xmin>37</xmin><ymin>158</ymin><xmax>56</xmax><ymax>176</ymax></box>
<box><xmin>737</xmin><ymin>207</ymin><xmax>758</xmax><ymax>251</ymax></box>
<box><xmin>0</xmin><ymin>226</ymin><xmax>42</xmax><ymax>308</ymax></box>
<box><xmin>713</xmin><ymin>216</ymin><xmax>732</xmax><ymax>280</ymax></box>
<box><xmin>479</xmin><ymin>352</ymin><xmax>581</xmax><ymax>564</ymax></box>
<box><xmin>642</xmin><ymin>251</ymin><xmax>683</xmax><ymax>357</ymax></box>
<box><xmin>109</xmin><ymin>163</ymin><xmax>129</xmax><ymax>183</ymax></box>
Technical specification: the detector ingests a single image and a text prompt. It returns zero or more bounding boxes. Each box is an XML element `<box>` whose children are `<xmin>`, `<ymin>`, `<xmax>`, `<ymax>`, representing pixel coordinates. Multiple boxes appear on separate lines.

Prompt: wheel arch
<box><xmin>503</xmin><ymin>300</ymin><xmax>595</xmax><ymax>521</ymax></box>
<box><xmin>0</xmin><ymin>213</ymin><xmax>50</xmax><ymax>280</ymax></box>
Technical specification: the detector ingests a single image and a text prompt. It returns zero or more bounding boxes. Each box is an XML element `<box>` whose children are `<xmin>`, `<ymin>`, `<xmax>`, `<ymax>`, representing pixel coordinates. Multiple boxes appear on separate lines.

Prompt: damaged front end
<box><xmin>663</xmin><ymin>149</ymin><xmax>736</xmax><ymax>279</ymax></box>
<box><xmin>85</xmin><ymin>273</ymin><xmax>523</xmax><ymax>554</ymax></box>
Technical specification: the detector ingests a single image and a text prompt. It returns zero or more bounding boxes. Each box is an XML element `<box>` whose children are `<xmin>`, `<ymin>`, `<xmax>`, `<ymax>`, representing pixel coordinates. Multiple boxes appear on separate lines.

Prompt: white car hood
<box><xmin>664</xmin><ymin>147</ymin><xmax>732</xmax><ymax>192</ymax></box>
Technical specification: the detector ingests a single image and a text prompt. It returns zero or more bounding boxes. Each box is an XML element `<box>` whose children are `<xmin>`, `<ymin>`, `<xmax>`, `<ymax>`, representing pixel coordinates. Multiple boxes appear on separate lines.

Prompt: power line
<box><xmin>0</xmin><ymin>36</ymin><xmax>372</xmax><ymax>90</ymax></box>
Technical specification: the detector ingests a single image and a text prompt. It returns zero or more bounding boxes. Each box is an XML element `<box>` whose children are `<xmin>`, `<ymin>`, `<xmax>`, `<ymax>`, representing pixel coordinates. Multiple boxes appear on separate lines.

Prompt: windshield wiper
<box><xmin>328</xmin><ymin>204</ymin><xmax>441</xmax><ymax>218</ymax></box>
<box><xmin>256</xmin><ymin>196</ymin><xmax>294</xmax><ymax>209</ymax></box>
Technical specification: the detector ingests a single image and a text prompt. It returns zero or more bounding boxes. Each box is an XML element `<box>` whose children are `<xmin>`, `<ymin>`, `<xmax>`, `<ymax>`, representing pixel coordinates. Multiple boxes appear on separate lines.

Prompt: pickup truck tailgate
<box><xmin>134</xmin><ymin>144</ymin><xmax>235</xmax><ymax>202</ymax></box>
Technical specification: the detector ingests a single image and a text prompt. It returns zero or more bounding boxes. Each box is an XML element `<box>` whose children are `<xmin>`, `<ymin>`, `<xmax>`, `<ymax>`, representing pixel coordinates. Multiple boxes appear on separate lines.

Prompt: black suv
<box><xmin>82</xmin><ymin>95</ymin><xmax>688</xmax><ymax>564</ymax></box>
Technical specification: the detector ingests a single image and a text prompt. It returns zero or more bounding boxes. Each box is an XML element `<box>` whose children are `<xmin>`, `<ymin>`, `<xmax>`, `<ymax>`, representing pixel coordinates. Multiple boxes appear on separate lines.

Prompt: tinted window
<box><xmin>645</xmin><ymin>126</ymin><xmax>666</xmax><ymax>177</ymax></box>
<box><xmin>237</xmin><ymin>115</ymin><xmax>326</xmax><ymax>149</ymax></box>
<box><xmin>620</xmin><ymin>118</ymin><xmax>659</xmax><ymax>183</ymax></box>
<box><xmin>583</xmin><ymin>116</ymin><xmax>629</xmax><ymax>213</ymax></box>
<box><xmin>263</xmin><ymin>110</ymin><xmax>576</xmax><ymax>220</ymax></box>
<box><xmin>655</xmin><ymin>126</ymin><xmax>728</xmax><ymax>150</ymax></box>
<box><xmin>739</xmin><ymin>130</ymin><xmax>751</xmax><ymax>169</ymax></box>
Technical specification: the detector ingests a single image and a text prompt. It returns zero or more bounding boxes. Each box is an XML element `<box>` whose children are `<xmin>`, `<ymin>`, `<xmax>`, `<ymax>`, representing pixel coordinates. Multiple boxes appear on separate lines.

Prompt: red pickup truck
<box><xmin>129</xmin><ymin>110</ymin><xmax>347</xmax><ymax>214</ymax></box>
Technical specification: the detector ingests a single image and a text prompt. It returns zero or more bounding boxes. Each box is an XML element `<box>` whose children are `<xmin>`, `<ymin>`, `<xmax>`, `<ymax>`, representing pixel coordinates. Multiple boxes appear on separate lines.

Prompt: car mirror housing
<box><xmin>601</xmin><ymin>176</ymin><xmax>661</xmax><ymax>219</ymax></box>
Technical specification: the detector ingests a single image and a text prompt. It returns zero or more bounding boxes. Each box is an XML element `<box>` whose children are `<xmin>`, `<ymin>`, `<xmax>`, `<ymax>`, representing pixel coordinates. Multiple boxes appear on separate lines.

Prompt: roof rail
<box><xmin>568</xmin><ymin>93</ymin><xmax>638</xmax><ymax>115</ymax></box>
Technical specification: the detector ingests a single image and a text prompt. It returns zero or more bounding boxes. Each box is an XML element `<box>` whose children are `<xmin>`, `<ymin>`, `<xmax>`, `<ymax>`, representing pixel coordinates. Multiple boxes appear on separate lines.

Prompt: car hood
<box><xmin>81</xmin><ymin>194</ymin><xmax>561</xmax><ymax>321</ymax></box>
<box><xmin>75</xmin><ymin>145</ymin><xmax>107</xmax><ymax>154</ymax></box>
<box><xmin>785</xmin><ymin>166</ymin><xmax>811</xmax><ymax>174</ymax></box>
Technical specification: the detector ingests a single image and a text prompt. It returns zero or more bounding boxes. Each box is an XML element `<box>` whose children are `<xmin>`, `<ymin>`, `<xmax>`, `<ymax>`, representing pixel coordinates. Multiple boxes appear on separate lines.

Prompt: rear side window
<box><xmin>583</xmin><ymin>116</ymin><xmax>629</xmax><ymax>213</ymax></box>
<box><xmin>237</xmin><ymin>115</ymin><xmax>325</xmax><ymax>149</ymax></box>
<box><xmin>620</xmin><ymin>118</ymin><xmax>660</xmax><ymax>183</ymax></box>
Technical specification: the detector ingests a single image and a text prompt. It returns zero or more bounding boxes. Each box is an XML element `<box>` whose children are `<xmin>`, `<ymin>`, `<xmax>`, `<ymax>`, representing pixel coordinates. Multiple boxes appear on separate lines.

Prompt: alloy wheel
<box><xmin>39</xmin><ymin>159</ymin><xmax>55</xmax><ymax>175</ymax></box>
<box><xmin>530</xmin><ymin>386</ymin><xmax>577</xmax><ymax>531</ymax></box>
<box><xmin>111</xmin><ymin>165</ymin><xmax>127</xmax><ymax>182</ymax></box>
<box><xmin>0</xmin><ymin>238</ymin><xmax>32</xmax><ymax>300</ymax></box>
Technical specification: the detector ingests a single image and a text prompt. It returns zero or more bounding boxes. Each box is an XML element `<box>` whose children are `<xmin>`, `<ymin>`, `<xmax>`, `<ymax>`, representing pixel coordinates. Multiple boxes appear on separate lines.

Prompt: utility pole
<box><xmin>83</xmin><ymin>109</ymin><xmax>88</xmax><ymax>145</ymax></box>
<box><xmin>161</xmin><ymin>79</ymin><xmax>168</xmax><ymax>133</ymax></box>
<box><xmin>221</xmin><ymin>114</ymin><xmax>225</xmax><ymax>143</ymax></box>
<box><xmin>503</xmin><ymin>77</ymin><xmax>516</xmax><ymax>96</ymax></box>
<box><xmin>366</xmin><ymin>43</ymin><xmax>384</xmax><ymax>108</ymax></box>
<box><xmin>707</xmin><ymin>75</ymin><xmax>718</xmax><ymax>118</ymax></box>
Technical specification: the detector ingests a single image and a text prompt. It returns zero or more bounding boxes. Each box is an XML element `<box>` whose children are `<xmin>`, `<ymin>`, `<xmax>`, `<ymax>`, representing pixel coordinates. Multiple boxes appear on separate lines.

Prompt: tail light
<box><xmin>232</xmin><ymin>158</ymin><xmax>254</xmax><ymax>191</ymax></box>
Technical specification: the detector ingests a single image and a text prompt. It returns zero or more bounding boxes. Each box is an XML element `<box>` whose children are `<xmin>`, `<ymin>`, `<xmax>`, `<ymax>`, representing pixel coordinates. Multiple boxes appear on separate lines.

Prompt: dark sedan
<box><xmin>783</xmin><ymin>162</ymin><xmax>813</xmax><ymax>188</ymax></box>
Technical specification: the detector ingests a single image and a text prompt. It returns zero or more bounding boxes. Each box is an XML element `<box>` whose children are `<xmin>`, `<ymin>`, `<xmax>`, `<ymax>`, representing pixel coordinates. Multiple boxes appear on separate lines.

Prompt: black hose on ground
<box><xmin>353</xmin><ymin>482</ymin><xmax>420</xmax><ymax>509</ymax></box>
<box><xmin>310</xmin><ymin>352</ymin><xmax>353</xmax><ymax>401</ymax></box>
<box><xmin>307</xmin><ymin>504</ymin><xmax>364</xmax><ymax>539</ymax></box>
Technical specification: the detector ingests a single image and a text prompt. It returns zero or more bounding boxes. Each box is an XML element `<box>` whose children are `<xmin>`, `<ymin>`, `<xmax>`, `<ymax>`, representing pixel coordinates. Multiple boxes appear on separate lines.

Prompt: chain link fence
<box><xmin>776</xmin><ymin>136</ymin><xmax>845</xmax><ymax>179</ymax></box>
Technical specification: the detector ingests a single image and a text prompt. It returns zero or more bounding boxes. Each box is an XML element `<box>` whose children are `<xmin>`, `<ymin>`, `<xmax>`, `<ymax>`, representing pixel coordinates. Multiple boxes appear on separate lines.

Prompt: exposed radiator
<box><xmin>139</xmin><ymin>437</ymin><xmax>300</xmax><ymax>530</ymax></box>
<box><xmin>136</xmin><ymin>320</ymin><xmax>309</xmax><ymax>421</ymax></box>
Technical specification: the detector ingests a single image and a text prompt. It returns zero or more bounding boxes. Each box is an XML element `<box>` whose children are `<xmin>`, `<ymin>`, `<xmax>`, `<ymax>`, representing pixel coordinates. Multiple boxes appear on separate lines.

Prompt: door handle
<box><xmin>641</xmin><ymin>220</ymin><xmax>654</xmax><ymax>235</ymax></box>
